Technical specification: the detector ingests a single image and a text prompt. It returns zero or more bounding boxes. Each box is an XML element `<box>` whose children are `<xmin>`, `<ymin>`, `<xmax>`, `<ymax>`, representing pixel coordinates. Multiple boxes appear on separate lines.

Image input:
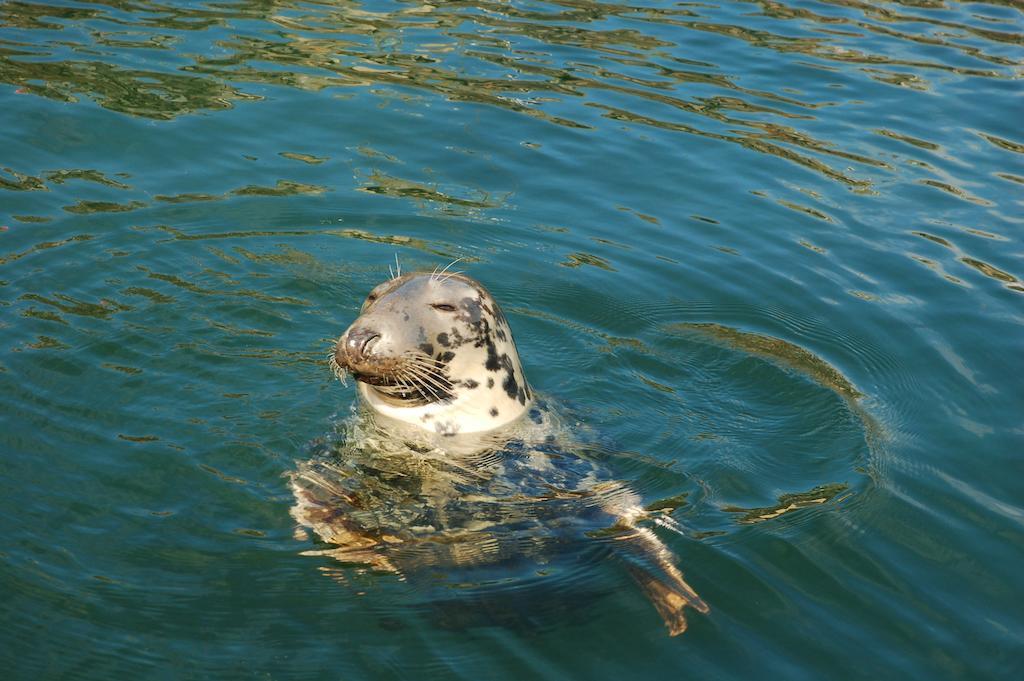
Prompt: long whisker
<box><xmin>399</xmin><ymin>367</ymin><xmax>441</xmax><ymax>402</ymax></box>
<box><xmin>368</xmin><ymin>364</ymin><xmax>436</xmax><ymax>403</ymax></box>
<box><xmin>401</xmin><ymin>351</ymin><xmax>453</xmax><ymax>386</ymax></box>
<box><xmin>394</xmin><ymin>252</ymin><xmax>402</xmax><ymax>278</ymax></box>
<box><xmin>392</xmin><ymin>372</ymin><xmax>422</xmax><ymax>399</ymax></box>
<box><xmin>327</xmin><ymin>350</ymin><xmax>348</xmax><ymax>386</ymax></box>
<box><xmin>373</xmin><ymin>375</ymin><xmax>413</xmax><ymax>396</ymax></box>
<box><xmin>402</xmin><ymin>362</ymin><xmax>450</xmax><ymax>399</ymax></box>
<box><xmin>335</xmin><ymin>346</ymin><xmax>455</xmax><ymax>403</ymax></box>
<box><xmin>438</xmin><ymin>270</ymin><xmax>464</xmax><ymax>284</ymax></box>
<box><xmin>434</xmin><ymin>257</ymin><xmax>464</xmax><ymax>281</ymax></box>
<box><xmin>400</xmin><ymin>349</ymin><xmax>435</xmax><ymax>364</ymax></box>
<box><xmin>404</xmin><ymin>361</ymin><xmax>453</xmax><ymax>392</ymax></box>
<box><xmin>400</xmin><ymin>354</ymin><xmax>453</xmax><ymax>393</ymax></box>
<box><xmin>403</xmin><ymin>364</ymin><xmax>448</xmax><ymax>395</ymax></box>
<box><xmin>411</xmin><ymin>369</ymin><xmax>443</xmax><ymax>402</ymax></box>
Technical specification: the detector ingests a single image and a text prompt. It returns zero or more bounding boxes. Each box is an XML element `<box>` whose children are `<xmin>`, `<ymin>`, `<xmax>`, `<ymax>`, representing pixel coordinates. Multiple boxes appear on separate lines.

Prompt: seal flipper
<box><xmin>626</xmin><ymin>564</ymin><xmax>692</xmax><ymax>635</ymax></box>
<box><xmin>611</xmin><ymin>526</ymin><xmax>709</xmax><ymax>636</ymax></box>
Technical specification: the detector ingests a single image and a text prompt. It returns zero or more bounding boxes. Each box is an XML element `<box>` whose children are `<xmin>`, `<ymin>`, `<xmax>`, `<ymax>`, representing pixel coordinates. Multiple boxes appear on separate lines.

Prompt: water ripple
<box><xmin>2</xmin><ymin>0</ymin><xmax>1022</xmax><ymax>675</ymax></box>
<box><xmin>3</xmin><ymin>0</ymin><xmax>1018</xmax><ymax>196</ymax></box>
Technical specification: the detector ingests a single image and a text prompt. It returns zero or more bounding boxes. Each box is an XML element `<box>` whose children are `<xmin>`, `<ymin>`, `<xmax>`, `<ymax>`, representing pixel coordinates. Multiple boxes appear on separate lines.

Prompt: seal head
<box><xmin>332</xmin><ymin>272</ymin><xmax>532</xmax><ymax>436</ymax></box>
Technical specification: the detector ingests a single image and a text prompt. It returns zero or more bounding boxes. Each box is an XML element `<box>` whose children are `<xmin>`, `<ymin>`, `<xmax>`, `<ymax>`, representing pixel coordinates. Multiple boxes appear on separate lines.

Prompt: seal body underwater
<box><xmin>290</xmin><ymin>269</ymin><xmax>709</xmax><ymax>635</ymax></box>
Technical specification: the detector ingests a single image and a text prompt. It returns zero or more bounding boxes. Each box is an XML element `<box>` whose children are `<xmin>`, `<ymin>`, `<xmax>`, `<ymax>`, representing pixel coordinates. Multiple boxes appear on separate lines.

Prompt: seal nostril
<box><xmin>346</xmin><ymin>328</ymin><xmax>380</xmax><ymax>361</ymax></box>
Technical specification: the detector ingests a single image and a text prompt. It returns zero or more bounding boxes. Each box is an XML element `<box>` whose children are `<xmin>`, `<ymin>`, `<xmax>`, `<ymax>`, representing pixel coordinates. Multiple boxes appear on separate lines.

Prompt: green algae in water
<box><xmin>670</xmin><ymin>322</ymin><xmax>863</xmax><ymax>401</ymax></box>
<box><xmin>723</xmin><ymin>483</ymin><xmax>850</xmax><ymax>524</ymax></box>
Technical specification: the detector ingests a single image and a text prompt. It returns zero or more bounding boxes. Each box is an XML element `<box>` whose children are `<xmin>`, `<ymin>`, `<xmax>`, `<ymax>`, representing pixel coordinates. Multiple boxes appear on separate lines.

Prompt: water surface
<box><xmin>2</xmin><ymin>0</ymin><xmax>1022</xmax><ymax>679</ymax></box>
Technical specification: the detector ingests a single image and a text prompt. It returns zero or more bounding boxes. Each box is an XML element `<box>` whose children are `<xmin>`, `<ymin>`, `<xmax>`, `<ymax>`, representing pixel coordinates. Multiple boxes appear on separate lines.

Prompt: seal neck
<box><xmin>358</xmin><ymin>378</ymin><xmax>532</xmax><ymax>437</ymax></box>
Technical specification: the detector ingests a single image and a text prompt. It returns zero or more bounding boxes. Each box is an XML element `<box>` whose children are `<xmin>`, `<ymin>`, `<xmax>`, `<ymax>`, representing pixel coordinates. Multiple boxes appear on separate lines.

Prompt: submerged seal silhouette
<box><xmin>294</xmin><ymin>268</ymin><xmax>709</xmax><ymax>635</ymax></box>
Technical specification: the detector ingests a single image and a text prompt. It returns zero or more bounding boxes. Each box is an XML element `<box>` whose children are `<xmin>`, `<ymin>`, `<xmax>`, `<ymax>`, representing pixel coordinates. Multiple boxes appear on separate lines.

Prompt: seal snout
<box><xmin>343</xmin><ymin>326</ymin><xmax>380</xmax><ymax>364</ymax></box>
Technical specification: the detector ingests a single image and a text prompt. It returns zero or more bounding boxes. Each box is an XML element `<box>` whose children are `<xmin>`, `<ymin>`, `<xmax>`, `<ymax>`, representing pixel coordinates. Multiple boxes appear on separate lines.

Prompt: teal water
<box><xmin>2</xmin><ymin>0</ymin><xmax>1022</xmax><ymax>678</ymax></box>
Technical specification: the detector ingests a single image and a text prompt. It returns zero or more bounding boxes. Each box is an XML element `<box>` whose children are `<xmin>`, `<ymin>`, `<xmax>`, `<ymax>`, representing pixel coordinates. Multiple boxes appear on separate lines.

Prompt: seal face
<box><xmin>331</xmin><ymin>272</ymin><xmax>532</xmax><ymax>437</ymax></box>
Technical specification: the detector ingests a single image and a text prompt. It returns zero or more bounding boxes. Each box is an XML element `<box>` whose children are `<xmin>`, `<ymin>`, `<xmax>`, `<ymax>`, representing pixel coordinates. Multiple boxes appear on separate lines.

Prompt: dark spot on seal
<box><xmin>419</xmin><ymin>343</ymin><xmax>434</xmax><ymax>356</ymax></box>
<box><xmin>463</xmin><ymin>379</ymin><xmax>479</xmax><ymax>389</ymax></box>
<box><xmin>460</xmin><ymin>296</ymin><xmax>483</xmax><ymax>323</ymax></box>
<box><xmin>517</xmin><ymin>387</ymin><xmax>527</xmax><ymax>405</ymax></box>
<box><xmin>529</xmin><ymin>407</ymin><xmax>543</xmax><ymax>424</ymax></box>
<box><xmin>484</xmin><ymin>336</ymin><xmax>501</xmax><ymax>371</ymax></box>
<box><xmin>448</xmin><ymin>327</ymin><xmax>468</xmax><ymax>348</ymax></box>
<box><xmin>496</xmin><ymin>328</ymin><xmax>507</xmax><ymax>341</ymax></box>
<box><xmin>487</xmin><ymin>378</ymin><xmax>494</xmax><ymax>388</ymax></box>
<box><xmin>484</xmin><ymin>300</ymin><xmax>508</xmax><ymax>325</ymax></box>
<box><xmin>503</xmin><ymin>371</ymin><xmax>519</xmax><ymax>401</ymax></box>
<box><xmin>436</xmin><ymin>332</ymin><xmax>450</xmax><ymax>347</ymax></box>
<box><xmin>438</xmin><ymin>351</ymin><xmax>456</xmax><ymax>364</ymax></box>
<box><xmin>489</xmin><ymin>407</ymin><xmax>499</xmax><ymax>417</ymax></box>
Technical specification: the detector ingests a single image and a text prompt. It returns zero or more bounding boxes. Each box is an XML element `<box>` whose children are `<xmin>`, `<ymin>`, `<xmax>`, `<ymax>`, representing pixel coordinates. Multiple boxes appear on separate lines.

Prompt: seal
<box><xmin>293</xmin><ymin>268</ymin><xmax>709</xmax><ymax>635</ymax></box>
<box><xmin>329</xmin><ymin>269</ymin><xmax>532</xmax><ymax>438</ymax></box>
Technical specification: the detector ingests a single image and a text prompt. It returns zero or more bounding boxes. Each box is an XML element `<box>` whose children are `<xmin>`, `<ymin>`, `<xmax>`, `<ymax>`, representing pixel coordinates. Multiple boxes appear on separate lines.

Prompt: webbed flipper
<box><xmin>614</xmin><ymin>526</ymin><xmax>708</xmax><ymax>635</ymax></box>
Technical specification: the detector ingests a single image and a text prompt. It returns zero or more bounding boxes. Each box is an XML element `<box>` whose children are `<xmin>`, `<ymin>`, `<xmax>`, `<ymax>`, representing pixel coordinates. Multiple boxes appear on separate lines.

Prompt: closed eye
<box><xmin>431</xmin><ymin>303</ymin><xmax>457</xmax><ymax>312</ymax></box>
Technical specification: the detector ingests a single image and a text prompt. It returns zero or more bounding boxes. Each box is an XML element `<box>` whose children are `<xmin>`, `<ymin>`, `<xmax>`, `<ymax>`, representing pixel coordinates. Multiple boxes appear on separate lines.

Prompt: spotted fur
<box><xmin>333</xmin><ymin>272</ymin><xmax>532</xmax><ymax>436</ymax></box>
